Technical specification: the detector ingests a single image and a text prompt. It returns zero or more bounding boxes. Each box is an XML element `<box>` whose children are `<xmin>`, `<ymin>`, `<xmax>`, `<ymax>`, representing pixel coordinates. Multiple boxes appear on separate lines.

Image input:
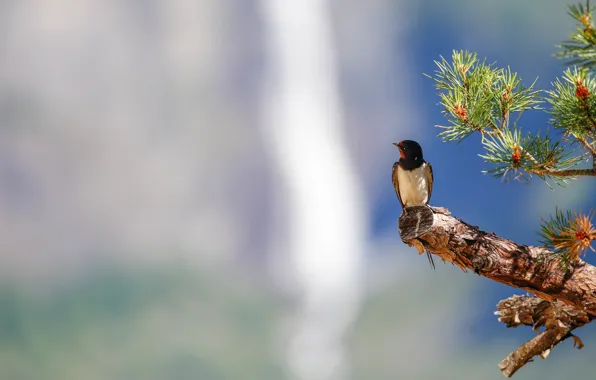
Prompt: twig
<box><xmin>531</xmin><ymin>168</ymin><xmax>596</xmax><ymax>177</ymax></box>
<box><xmin>495</xmin><ymin>295</ymin><xmax>590</xmax><ymax>377</ymax></box>
<box><xmin>489</xmin><ymin>123</ymin><xmax>544</xmax><ymax>168</ymax></box>
<box><xmin>575</xmin><ymin>134</ymin><xmax>596</xmax><ymax>168</ymax></box>
<box><xmin>498</xmin><ymin>326</ymin><xmax>570</xmax><ymax>377</ymax></box>
<box><xmin>585</xmin><ymin>113</ymin><xmax>596</xmax><ymax>132</ymax></box>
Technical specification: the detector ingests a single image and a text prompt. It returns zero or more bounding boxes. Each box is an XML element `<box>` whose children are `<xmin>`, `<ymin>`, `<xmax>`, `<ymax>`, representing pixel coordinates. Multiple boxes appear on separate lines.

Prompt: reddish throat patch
<box><xmin>399</xmin><ymin>149</ymin><xmax>405</xmax><ymax>159</ymax></box>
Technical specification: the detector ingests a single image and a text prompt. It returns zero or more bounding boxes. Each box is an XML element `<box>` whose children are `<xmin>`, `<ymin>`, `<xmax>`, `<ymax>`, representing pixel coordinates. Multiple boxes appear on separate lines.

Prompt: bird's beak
<box><xmin>393</xmin><ymin>142</ymin><xmax>405</xmax><ymax>159</ymax></box>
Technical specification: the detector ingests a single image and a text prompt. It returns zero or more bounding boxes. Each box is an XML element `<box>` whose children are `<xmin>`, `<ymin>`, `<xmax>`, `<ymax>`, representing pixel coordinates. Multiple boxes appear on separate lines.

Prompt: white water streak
<box><xmin>260</xmin><ymin>1</ymin><xmax>365</xmax><ymax>379</ymax></box>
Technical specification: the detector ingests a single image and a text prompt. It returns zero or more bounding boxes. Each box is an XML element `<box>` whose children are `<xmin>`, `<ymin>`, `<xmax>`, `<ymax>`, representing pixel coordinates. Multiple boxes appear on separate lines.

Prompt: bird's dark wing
<box><xmin>426</xmin><ymin>250</ymin><xmax>436</xmax><ymax>270</ymax></box>
<box><xmin>392</xmin><ymin>162</ymin><xmax>404</xmax><ymax>208</ymax></box>
<box><xmin>425</xmin><ymin>162</ymin><xmax>433</xmax><ymax>204</ymax></box>
<box><xmin>424</xmin><ymin>161</ymin><xmax>436</xmax><ymax>269</ymax></box>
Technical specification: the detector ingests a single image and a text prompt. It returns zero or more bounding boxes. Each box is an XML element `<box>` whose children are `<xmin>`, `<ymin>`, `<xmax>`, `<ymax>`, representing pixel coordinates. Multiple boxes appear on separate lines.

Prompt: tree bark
<box><xmin>495</xmin><ymin>295</ymin><xmax>590</xmax><ymax>377</ymax></box>
<box><xmin>398</xmin><ymin>205</ymin><xmax>595</xmax><ymax>377</ymax></box>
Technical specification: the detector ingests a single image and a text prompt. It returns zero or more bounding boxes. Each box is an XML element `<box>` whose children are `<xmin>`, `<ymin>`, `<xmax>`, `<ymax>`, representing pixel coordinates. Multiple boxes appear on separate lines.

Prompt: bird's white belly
<box><xmin>397</xmin><ymin>164</ymin><xmax>429</xmax><ymax>206</ymax></box>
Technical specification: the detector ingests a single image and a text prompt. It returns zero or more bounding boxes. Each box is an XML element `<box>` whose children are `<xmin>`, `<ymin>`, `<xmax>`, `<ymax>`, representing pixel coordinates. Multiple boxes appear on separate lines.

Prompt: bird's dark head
<box><xmin>393</xmin><ymin>140</ymin><xmax>424</xmax><ymax>163</ymax></box>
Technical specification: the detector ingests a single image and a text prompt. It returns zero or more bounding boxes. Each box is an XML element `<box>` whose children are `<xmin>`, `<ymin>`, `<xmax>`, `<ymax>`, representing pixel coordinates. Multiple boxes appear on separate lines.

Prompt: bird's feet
<box><xmin>428</xmin><ymin>205</ymin><xmax>450</xmax><ymax>215</ymax></box>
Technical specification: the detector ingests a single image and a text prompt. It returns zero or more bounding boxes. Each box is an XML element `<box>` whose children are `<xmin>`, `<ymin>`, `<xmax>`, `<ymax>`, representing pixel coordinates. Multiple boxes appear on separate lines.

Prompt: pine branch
<box><xmin>398</xmin><ymin>206</ymin><xmax>596</xmax><ymax>376</ymax></box>
<box><xmin>499</xmin><ymin>326</ymin><xmax>575</xmax><ymax>377</ymax></box>
<box><xmin>429</xmin><ymin>51</ymin><xmax>596</xmax><ymax>187</ymax></box>
<box><xmin>496</xmin><ymin>295</ymin><xmax>590</xmax><ymax>377</ymax></box>
<box><xmin>575</xmin><ymin>134</ymin><xmax>596</xmax><ymax>166</ymax></box>
<box><xmin>398</xmin><ymin>206</ymin><xmax>596</xmax><ymax>315</ymax></box>
<box><xmin>479</xmin><ymin>127</ymin><xmax>585</xmax><ymax>186</ymax></box>
<box><xmin>556</xmin><ymin>1</ymin><xmax>596</xmax><ymax>69</ymax></box>
<box><xmin>531</xmin><ymin>167</ymin><xmax>596</xmax><ymax>176</ymax></box>
<box><xmin>538</xmin><ymin>208</ymin><xmax>596</xmax><ymax>269</ymax></box>
<box><xmin>416</xmin><ymin>3</ymin><xmax>596</xmax><ymax>377</ymax></box>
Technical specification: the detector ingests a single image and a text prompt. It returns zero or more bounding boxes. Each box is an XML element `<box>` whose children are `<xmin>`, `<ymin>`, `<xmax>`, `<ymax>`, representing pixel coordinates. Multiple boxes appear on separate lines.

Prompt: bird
<box><xmin>392</xmin><ymin>139</ymin><xmax>435</xmax><ymax>269</ymax></box>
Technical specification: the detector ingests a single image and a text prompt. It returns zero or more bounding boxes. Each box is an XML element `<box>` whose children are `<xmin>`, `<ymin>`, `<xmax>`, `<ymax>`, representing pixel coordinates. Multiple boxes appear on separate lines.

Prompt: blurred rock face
<box><xmin>0</xmin><ymin>0</ymin><xmax>413</xmax><ymax>282</ymax></box>
<box><xmin>0</xmin><ymin>1</ymin><xmax>261</xmax><ymax>280</ymax></box>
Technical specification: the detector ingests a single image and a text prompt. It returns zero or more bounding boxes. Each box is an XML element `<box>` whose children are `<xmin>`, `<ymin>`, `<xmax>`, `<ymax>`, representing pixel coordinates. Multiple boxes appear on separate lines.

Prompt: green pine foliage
<box><xmin>546</xmin><ymin>67</ymin><xmax>596</xmax><ymax>138</ymax></box>
<box><xmin>538</xmin><ymin>208</ymin><xmax>596</xmax><ymax>269</ymax></box>
<box><xmin>538</xmin><ymin>207</ymin><xmax>579</xmax><ymax>270</ymax></box>
<box><xmin>428</xmin><ymin>49</ymin><xmax>592</xmax><ymax>188</ymax></box>
<box><xmin>556</xmin><ymin>1</ymin><xmax>596</xmax><ymax>68</ymax></box>
<box><xmin>428</xmin><ymin>51</ymin><xmax>541</xmax><ymax>143</ymax></box>
<box><xmin>428</xmin><ymin>1</ymin><xmax>596</xmax><ymax>269</ymax></box>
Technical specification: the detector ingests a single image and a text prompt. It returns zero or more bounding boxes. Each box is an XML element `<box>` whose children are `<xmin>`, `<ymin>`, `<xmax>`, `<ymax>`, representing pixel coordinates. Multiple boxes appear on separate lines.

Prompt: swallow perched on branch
<box><xmin>392</xmin><ymin>140</ymin><xmax>435</xmax><ymax>268</ymax></box>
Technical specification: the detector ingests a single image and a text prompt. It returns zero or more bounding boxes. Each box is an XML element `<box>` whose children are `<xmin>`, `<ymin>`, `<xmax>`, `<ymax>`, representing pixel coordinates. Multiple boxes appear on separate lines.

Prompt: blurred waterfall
<box><xmin>259</xmin><ymin>0</ymin><xmax>366</xmax><ymax>379</ymax></box>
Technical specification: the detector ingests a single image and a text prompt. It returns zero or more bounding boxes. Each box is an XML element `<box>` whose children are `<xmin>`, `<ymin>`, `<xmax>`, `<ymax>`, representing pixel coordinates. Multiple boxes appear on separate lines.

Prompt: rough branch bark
<box><xmin>398</xmin><ymin>206</ymin><xmax>596</xmax><ymax>376</ymax></box>
<box><xmin>495</xmin><ymin>295</ymin><xmax>590</xmax><ymax>377</ymax></box>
